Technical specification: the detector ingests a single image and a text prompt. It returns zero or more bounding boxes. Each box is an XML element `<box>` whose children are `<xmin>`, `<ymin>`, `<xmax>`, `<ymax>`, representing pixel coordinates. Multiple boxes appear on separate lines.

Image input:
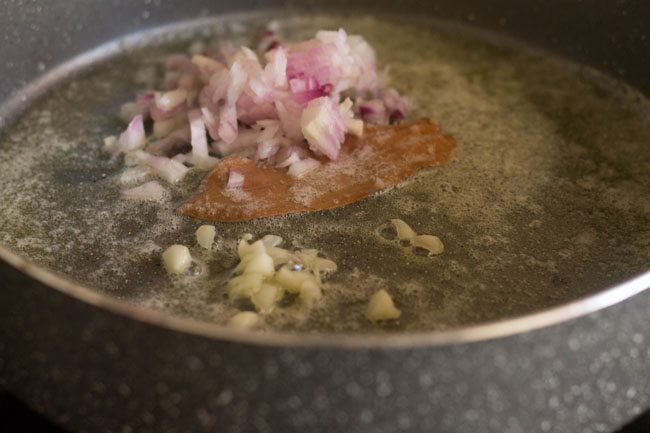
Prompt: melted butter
<box><xmin>0</xmin><ymin>13</ymin><xmax>648</xmax><ymax>333</ymax></box>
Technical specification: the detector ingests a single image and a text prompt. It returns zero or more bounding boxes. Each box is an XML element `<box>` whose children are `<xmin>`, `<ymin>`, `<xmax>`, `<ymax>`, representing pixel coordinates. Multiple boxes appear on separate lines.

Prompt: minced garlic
<box><xmin>366</xmin><ymin>289</ymin><xmax>401</xmax><ymax>322</ymax></box>
<box><xmin>196</xmin><ymin>225</ymin><xmax>216</xmax><ymax>249</ymax></box>
<box><xmin>228</xmin><ymin>311</ymin><xmax>261</xmax><ymax>329</ymax></box>
<box><xmin>162</xmin><ymin>244</ymin><xmax>192</xmax><ymax>275</ymax></box>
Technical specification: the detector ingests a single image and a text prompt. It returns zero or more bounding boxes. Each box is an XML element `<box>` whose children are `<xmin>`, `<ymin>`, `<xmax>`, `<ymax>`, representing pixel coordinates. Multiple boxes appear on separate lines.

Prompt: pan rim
<box><xmin>2</xmin><ymin>243</ymin><xmax>648</xmax><ymax>349</ymax></box>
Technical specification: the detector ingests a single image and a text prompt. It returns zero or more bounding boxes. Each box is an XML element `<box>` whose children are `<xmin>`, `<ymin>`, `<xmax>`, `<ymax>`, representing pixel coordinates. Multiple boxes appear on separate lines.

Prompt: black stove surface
<box><xmin>1</xmin><ymin>389</ymin><xmax>649</xmax><ymax>433</ymax></box>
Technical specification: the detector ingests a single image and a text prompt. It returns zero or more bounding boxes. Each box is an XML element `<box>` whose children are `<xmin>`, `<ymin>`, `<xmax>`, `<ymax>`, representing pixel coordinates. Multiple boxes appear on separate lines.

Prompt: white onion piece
<box><xmin>366</xmin><ymin>290</ymin><xmax>401</xmax><ymax>322</ymax></box>
<box><xmin>121</xmin><ymin>181</ymin><xmax>168</xmax><ymax>202</ymax></box>
<box><xmin>301</xmin><ymin>97</ymin><xmax>345</xmax><ymax>160</ymax></box>
<box><xmin>187</xmin><ymin>109</ymin><xmax>218</xmax><ymax>169</ymax></box>
<box><xmin>390</xmin><ymin>219</ymin><xmax>417</xmax><ymax>242</ymax></box>
<box><xmin>275</xmin><ymin>151</ymin><xmax>301</xmax><ymax>168</ymax></box>
<box><xmin>288</xmin><ymin>157</ymin><xmax>320</xmax><ymax>179</ymax></box>
<box><xmin>146</xmin><ymin>126</ymin><xmax>191</xmax><ymax>155</ymax></box>
<box><xmin>188</xmin><ymin>109</ymin><xmax>209</xmax><ymax>157</ymax></box>
<box><xmin>118</xmin><ymin>165</ymin><xmax>151</xmax><ymax>186</ymax></box>
<box><xmin>256</xmin><ymin>119</ymin><xmax>281</xmax><ymax>142</ymax></box>
<box><xmin>226</xmin><ymin>169</ymin><xmax>244</xmax><ymax>189</ymax></box>
<box><xmin>143</xmin><ymin>154</ymin><xmax>189</xmax><ymax>183</ymax></box>
<box><xmin>411</xmin><ymin>234</ymin><xmax>444</xmax><ymax>255</ymax></box>
<box><xmin>153</xmin><ymin>113</ymin><xmax>186</xmax><ymax>138</ymax></box>
<box><xmin>228</xmin><ymin>311</ymin><xmax>260</xmax><ymax>330</ymax></box>
<box><xmin>275</xmin><ymin>100</ymin><xmax>303</xmax><ymax>141</ymax></box>
<box><xmin>217</xmin><ymin>60</ymin><xmax>248</xmax><ymax>144</ymax></box>
<box><xmin>171</xmin><ymin>153</ymin><xmax>188</xmax><ymax>164</ymax></box>
<box><xmin>201</xmin><ymin>106</ymin><xmax>220</xmax><ymax>141</ymax></box>
<box><xmin>156</xmin><ymin>89</ymin><xmax>187</xmax><ymax>111</ymax></box>
<box><xmin>256</xmin><ymin>139</ymin><xmax>280</xmax><ymax>160</ymax></box>
<box><xmin>196</xmin><ymin>225</ymin><xmax>216</xmax><ymax>249</ymax></box>
<box><xmin>192</xmin><ymin>54</ymin><xmax>226</xmax><ymax>82</ymax></box>
<box><xmin>123</xmin><ymin>149</ymin><xmax>147</xmax><ymax>167</ymax></box>
<box><xmin>119</xmin><ymin>115</ymin><xmax>146</xmax><ymax>152</ymax></box>
<box><xmin>213</xmin><ymin>128</ymin><xmax>259</xmax><ymax>156</ymax></box>
<box><xmin>162</xmin><ymin>245</ymin><xmax>193</xmax><ymax>275</ymax></box>
<box><xmin>345</xmin><ymin>118</ymin><xmax>364</xmax><ymax>138</ymax></box>
<box><xmin>264</xmin><ymin>46</ymin><xmax>288</xmax><ymax>88</ymax></box>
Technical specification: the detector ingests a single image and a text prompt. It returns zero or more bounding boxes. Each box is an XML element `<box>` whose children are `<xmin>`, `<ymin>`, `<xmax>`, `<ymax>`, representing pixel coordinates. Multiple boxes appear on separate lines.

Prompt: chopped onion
<box><xmin>156</xmin><ymin>88</ymin><xmax>188</xmax><ymax>111</ymax></box>
<box><xmin>146</xmin><ymin>126</ymin><xmax>190</xmax><ymax>155</ymax></box>
<box><xmin>188</xmin><ymin>109</ymin><xmax>218</xmax><ymax>169</ymax></box>
<box><xmin>121</xmin><ymin>181</ymin><xmax>168</xmax><ymax>202</ymax></box>
<box><xmin>110</xmin><ymin>27</ymin><xmax>414</xmax><ymax>199</ymax></box>
<box><xmin>301</xmin><ymin>97</ymin><xmax>345</xmax><ymax>160</ymax></box>
<box><xmin>171</xmin><ymin>153</ymin><xmax>188</xmax><ymax>164</ymax></box>
<box><xmin>143</xmin><ymin>154</ymin><xmax>189</xmax><ymax>183</ymax></box>
<box><xmin>135</xmin><ymin>92</ymin><xmax>155</xmax><ymax>117</ymax></box>
<box><xmin>213</xmin><ymin>128</ymin><xmax>259</xmax><ymax>156</ymax></box>
<box><xmin>288</xmin><ymin>157</ymin><xmax>320</xmax><ymax>178</ymax></box>
<box><xmin>275</xmin><ymin>150</ymin><xmax>301</xmax><ymax>168</ymax></box>
<box><xmin>118</xmin><ymin>165</ymin><xmax>151</xmax><ymax>186</ymax></box>
<box><xmin>256</xmin><ymin>139</ymin><xmax>280</xmax><ymax>160</ymax></box>
<box><xmin>340</xmin><ymin>98</ymin><xmax>363</xmax><ymax>137</ymax></box>
<box><xmin>226</xmin><ymin>169</ymin><xmax>245</xmax><ymax>189</ymax></box>
<box><xmin>153</xmin><ymin>113</ymin><xmax>186</xmax><ymax>139</ymax></box>
<box><xmin>192</xmin><ymin>54</ymin><xmax>226</xmax><ymax>83</ymax></box>
<box><xmin>119</xmin><ymin>115</ymin><xmax>146</xmax><ymax>152</ymax></box>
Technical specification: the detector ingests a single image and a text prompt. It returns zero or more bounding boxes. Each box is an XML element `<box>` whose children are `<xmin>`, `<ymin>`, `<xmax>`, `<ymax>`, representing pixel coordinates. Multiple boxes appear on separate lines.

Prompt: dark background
<box><xmin>1</xmin><ymin>389</ymin><xmax>648</xmax><ymax>433</ymax></box>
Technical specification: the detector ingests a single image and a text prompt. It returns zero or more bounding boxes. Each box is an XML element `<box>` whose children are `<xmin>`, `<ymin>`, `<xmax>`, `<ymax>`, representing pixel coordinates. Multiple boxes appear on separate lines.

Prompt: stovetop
<box><xmin>1</xmin><ymin>389</ymin><xmax>649</xmax><ymax>433</ymax></box>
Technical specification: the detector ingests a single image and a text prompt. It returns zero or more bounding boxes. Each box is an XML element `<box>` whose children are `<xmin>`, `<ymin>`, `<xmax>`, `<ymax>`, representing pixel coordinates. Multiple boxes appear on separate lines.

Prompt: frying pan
<box><xmin>1</xmin><ymin>1</ymin><xmax>649</xmax><ymax>432</ymax></box>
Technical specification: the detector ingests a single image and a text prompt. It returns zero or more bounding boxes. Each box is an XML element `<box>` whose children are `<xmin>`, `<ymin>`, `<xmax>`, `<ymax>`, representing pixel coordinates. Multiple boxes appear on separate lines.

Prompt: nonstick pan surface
<box><xmin>0</xmin><ymin>2</ymin><xmax>649</xmax><ymax>433</ymax></box>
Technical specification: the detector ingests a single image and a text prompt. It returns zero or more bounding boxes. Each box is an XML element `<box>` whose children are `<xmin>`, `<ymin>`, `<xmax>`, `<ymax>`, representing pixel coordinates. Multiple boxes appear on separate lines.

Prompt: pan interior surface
<box><xmin>0</xmin><ymin>13</ymin><xmax>648</xmax><ymax>333</ymax></box>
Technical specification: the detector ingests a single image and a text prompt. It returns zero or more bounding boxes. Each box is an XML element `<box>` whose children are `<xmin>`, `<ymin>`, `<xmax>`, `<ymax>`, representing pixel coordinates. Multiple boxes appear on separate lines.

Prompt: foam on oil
<box><xmin>0</xmin><ymin>14</ymin><xmax>648</xmax><ymax>332</ymax></box>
